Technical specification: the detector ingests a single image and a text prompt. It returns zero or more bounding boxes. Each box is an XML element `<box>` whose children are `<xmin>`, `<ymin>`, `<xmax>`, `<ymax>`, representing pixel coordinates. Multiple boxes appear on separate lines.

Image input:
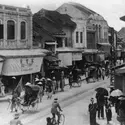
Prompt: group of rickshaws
<box><xmin>10</xmin><ymin>62</ymin><xmax>103</xmax><ymax>112</ymax></box>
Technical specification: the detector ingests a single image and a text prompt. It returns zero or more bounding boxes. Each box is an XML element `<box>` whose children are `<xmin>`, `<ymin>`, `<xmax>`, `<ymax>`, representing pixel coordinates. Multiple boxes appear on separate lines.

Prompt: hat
<box><xmin>12</xmin><ymin>77</ymin><xmax>16</xmax><ymax>79</ymax></box>
<box><xmin>52</xmin><ymin>77</ymin><xmax>55</xmax><ymax>80</ymax></box>
<box><xmin>25</xmin><ymin>82</ymin><xmax>31</xmax><ymax>86</ymax></box>
<box><xmin>54</xmin><ymin>98</ymin><xmax>58</xmax><ymax>100</ymax></box>
<box><xmin>14</xmin><ymin>112</ymin><xmax>19</xmax><ymax>118</ymax></box>
<box><xmin>47</xmin><ymin>78</ymin><xmax>51</xmax><ymax>81</ymax></box>
<box><xmin>35</xmin><ymin>78</ymin><xmax>39</xmax><ymax>82</ymax></box>
<box><xmin>37</xmin><ymin>82</ymin><xmax>42</xmax><ymax>85</ymax></box>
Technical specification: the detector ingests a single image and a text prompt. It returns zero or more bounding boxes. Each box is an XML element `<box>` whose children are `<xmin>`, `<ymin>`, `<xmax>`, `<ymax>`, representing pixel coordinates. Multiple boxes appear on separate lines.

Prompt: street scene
<box><xmin>0</xmin><ymin>0</ymin><xmax>125</xmax><ymax>125</ymax></box>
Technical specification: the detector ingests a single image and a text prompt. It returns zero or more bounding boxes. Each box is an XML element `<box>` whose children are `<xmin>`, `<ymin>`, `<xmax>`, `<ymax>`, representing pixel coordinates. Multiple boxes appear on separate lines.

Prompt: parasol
<box><xmin>110</xmin><ymin>89</ymin><xmax>123</xmax><ymax>97</ymax></box>
<box><xmin>95</xmin><ymin>87</ymin><xmax>108</xmax><ymax>96</ymax></box>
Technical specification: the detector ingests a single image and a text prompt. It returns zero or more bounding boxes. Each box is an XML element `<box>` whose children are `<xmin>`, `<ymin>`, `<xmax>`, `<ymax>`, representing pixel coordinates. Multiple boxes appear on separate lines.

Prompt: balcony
<box><xmin>0</xmin><ymin>39</ymin><xmax>27</xmax><ymax>49</ymax></box>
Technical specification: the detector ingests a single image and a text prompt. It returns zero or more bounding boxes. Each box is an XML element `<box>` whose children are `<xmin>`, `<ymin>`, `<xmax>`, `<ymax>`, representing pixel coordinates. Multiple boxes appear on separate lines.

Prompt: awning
<box><xmin>97</xmin><ymin>43</ymin><xmax>111</xmax><ymax>46</ymax></box>
<box><xmin>45</xmin><ymin>42</ymin><xmax>57</xmax><ymax>45</ymax></box>
<box><xmin>0</xmin><ymin>49</ymin><xmax>46</xmax><ymax>76</ymax></box>
<box><xmin>116</xmin><ymin>67</ymin><xmax>125</xmax><ymax>74</ymax></box>
<box><xmin>44</xmin><ymin>55</ymin><xmax>60</xmax><ymax>62</ymax></box>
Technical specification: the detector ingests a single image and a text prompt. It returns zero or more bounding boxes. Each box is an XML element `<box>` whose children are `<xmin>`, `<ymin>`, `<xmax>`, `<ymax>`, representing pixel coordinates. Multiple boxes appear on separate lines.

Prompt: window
<box><xmin>76</xmin><ymin>31</ymin><xmax>79</xmax><ymax>43</ymax></box>
<box><xmin>7</xmin><ymin>20</ymin><xmax>15</xmax><ymax>39</ymax></box>
<box><xmin>21</xmin><ymin>21</ymin><xmax>26</xmax><ymax>40</ymax></box>
<box><xmin>80</xmin><ymin>32</ymin><xmax>83</xmax><ymax>43</ymax></box>
<box><xmin>0</xmin><ymin>20</ymin><xmax>3</xmax><ymax>39</ymax></box>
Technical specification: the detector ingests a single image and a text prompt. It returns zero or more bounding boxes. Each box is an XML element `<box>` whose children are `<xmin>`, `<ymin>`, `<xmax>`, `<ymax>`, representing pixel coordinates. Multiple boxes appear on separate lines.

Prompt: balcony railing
<box><xmin>0</xmin><ymin>39</ymin><xmax>27</xmax><ymax>49</ymax></box>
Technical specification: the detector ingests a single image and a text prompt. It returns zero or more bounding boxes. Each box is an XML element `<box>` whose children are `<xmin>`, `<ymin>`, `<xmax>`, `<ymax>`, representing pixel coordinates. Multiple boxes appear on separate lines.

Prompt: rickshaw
<box><xmin>21</xmin><ymin>84</ymin><xmax>41</xmax><ymax>111</ymax></box>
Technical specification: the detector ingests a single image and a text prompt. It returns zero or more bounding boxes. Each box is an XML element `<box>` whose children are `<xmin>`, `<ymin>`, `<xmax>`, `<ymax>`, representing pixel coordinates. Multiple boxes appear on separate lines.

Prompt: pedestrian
<box><xmin>102</xmin><ymin>68</ymin><xmax>105</xmax><ymax>80</ymax></box>
<box><xmin>10</xmin><ymin>111</ymin><xmax>23</xmax><ymax>125</ymax></box>
<box><xmin>60</xmin><ymin>71</ymin><xmax>65</xmax><ymax>91</ymax></box>
<box><xmin>69</xmin><ymin>72</ymin><xmax>73</xmax><ymax>88</ymax></box>
<box><xmin>96</xmin><ymin>92</ymin><xmax>105</xmax><ymax>119</ymax></box>
<box><xmin>46</xmin><ymin>117</ymin><xmax>53</xmax><ymax>125</ymax></box>
<box><xmin>37</xmin><ymin>81</ymin><xmax>43</xmax><ymax>102</ymax></box>
<box><xmin>52</xmin><ymin>77</ymin><xmax>56</xmax><ymax>94</ymax></box>
<box><xmin>46</xmin><ymin>78</ymin><xmax>53</xmax><ymax>99</ymax></box>
<box><xmin>88</xmin><ymin>98</ymin><xmax>98</xmax><ymax>125</ymax></box>
<box><xmin>0</xmin><ymin>78</ymin><xmax>5</xmax><ymax>96</ymax></box>
<box><xmin>105</xmin><ymin>99</ymin><xmax>112</xmax><ymax>125</ymax></box>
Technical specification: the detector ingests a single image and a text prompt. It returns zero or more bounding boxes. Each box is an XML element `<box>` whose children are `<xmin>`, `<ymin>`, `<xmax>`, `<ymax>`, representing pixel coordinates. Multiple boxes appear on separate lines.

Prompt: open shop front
<box><xmin>0</xmin><ymin>49</ymin><xmax>46</xmax><ymax>93</ymax></box>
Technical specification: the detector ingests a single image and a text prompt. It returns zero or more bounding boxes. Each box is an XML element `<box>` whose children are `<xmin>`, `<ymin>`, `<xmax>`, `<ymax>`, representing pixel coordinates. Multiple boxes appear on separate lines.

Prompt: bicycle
<box><xmin>51</xmin><ymin>112</ymin><xmax>65</xmax><ymax>125</ymax></box>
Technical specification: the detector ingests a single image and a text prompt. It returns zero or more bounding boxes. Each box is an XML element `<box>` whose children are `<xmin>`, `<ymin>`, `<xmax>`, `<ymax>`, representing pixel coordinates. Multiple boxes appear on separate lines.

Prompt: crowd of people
<box><xmin>88</xmin><ymin>86</ymin><xmax>125</xmax><ymax>125</ymax></box>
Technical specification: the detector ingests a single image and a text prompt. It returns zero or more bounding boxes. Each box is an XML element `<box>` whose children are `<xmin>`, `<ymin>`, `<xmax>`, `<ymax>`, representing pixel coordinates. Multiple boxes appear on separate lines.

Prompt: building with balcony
<box><xmin>0</xmin><ymin>4</ymin><xmax>33</xmax><ymax>49</ymax></box>
<box><xmin>56</xmin><ymin>2</ymin><xmax>109</xmax><ymax>50</ymax></box>
<box><xmin>0</xmin><ymin>4</ymin><xmax>48</xmax><ymax>92</ymax></box>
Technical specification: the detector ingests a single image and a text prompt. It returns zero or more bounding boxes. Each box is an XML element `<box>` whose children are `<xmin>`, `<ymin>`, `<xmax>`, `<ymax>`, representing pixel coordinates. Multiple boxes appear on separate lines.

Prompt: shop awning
<box><xmin>97</xmin><ymin>43</ymin><xmax>111</xmax><ymax>46</ymax></box>
<box><xmin>44</xmin><ymin>55</ymin><xmax>60</xmax><ymax>62</ymax></box>
<box><xmin>116</xmin><ymin>67</ymin><xmax>125</xmax><ymax>74</ymax></box>
<box><xmin>0</xmin><ymin>49</ymin><xmax>46</xmax><ymax>76</ymax></box>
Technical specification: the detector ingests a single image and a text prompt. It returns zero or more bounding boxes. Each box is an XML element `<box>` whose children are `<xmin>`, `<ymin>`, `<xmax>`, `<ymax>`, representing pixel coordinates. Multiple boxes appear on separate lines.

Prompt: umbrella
<box><xmin>110</xmin><ymin>89</ymin><xmax>123</xmax><ymax>97</ymax></box>
<box><xmin>95</xmin><ymin>87</ymin><xmax>108</xmax><ymax>96</ymax></box>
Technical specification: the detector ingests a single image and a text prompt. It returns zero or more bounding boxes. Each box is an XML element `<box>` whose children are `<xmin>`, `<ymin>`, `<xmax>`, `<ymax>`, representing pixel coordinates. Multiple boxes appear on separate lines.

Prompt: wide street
<box><xmin>0</xmin><ymin>78</ymin><xmax>120</xmax><ymax>125</ymax></box>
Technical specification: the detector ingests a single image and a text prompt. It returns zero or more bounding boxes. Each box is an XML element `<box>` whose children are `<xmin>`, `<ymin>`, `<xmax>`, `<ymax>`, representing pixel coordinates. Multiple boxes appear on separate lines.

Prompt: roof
<box><xmin>67</xmin><ymin>2</ymin><xmax>96</xmax><ymax>15</ymax></box>
<box><xmin>97</xmin><ymin>43</ymin><xmax>111</xmax><ymax>46</ymax></box>
<box><xmin>56</xmin><ymin>47</ymin><xmax>82</xmax><ymax>53</ymax></box>
<box><xmin>120</xmin><ymin>16</ymin><xmax>125</xmax><ymax>21</ymax></box>
<box><xmin>33</xmin><ymin>9</ymin><xmax>76</xmax><ymax>36</ymax></box>
<box><xmin>82</xmin><ymin>49</ymin><xmax>105</xmax><ymax>54</ymax></box>
<box><xmin>0</xmin><ymin>49</ymin><xmax>48</xmax><ymax>58</ymax></box>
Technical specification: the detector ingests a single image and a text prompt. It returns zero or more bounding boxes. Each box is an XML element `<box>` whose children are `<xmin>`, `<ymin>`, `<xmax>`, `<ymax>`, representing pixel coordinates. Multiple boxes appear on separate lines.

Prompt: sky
<box><xmin>1</xmin><ymin>0</ymin><xmax>125</xmax><ymax>31</ymax></box>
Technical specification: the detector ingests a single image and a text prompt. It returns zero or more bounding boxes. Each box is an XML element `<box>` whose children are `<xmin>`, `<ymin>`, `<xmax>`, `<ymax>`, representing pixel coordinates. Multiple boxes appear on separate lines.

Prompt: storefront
<box><xmin>56</xmin><ymin>47</ymin><xmax>82</xmax><ymax>67</ymax></box>
<box><xmin>0</xmin><ymin>49</ymin><xmax>47</xmax><ymax>91</ymax></box>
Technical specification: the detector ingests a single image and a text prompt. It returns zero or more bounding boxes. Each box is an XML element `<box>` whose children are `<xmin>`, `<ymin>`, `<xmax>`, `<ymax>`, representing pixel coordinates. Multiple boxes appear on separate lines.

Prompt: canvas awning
<box><xmin>116</xmin><ymin>67</ymin><xmax>125</xmax><ymax>74</ymax></box>
<box><xmin>0</xmin><ymin>49</ymin><xmax>46</xmax><ymax>76</ymax></box>
<box><xmin>97</xmin><ymin>43</ymin><xmax>111</xmax><ymax>46</ymax></box>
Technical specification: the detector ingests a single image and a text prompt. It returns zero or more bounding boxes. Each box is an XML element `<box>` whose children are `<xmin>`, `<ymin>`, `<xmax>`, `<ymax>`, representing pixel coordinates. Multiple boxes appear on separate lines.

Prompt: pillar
<box><xmin>62</xmin><ymin>37</ymin><xmax>65</xmax><ymax>47</ymax></box>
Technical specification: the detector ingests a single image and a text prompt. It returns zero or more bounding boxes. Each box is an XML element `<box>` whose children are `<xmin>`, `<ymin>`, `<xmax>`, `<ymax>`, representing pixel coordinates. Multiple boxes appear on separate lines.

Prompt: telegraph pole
<box><xmin>109</xmin><ymin>27</ymin><xmax>116</xmax><ymax>86</ymax></box>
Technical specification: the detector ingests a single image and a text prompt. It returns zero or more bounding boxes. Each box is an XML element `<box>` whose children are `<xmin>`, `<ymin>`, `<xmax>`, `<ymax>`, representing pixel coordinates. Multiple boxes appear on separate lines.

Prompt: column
<box><xmin>3</xmin><ymin>11</ymin><xmax>6</xmax><ymax>48</ymax></box>
<box><xmin>62</xmin><ymin>37</ymin><xmax>65</xmax><ymax>48</ymax></box>
<box><xmin>17</xmin><ymin>11</ymin><xmax>20</xmax><ymax>47</ymax></box>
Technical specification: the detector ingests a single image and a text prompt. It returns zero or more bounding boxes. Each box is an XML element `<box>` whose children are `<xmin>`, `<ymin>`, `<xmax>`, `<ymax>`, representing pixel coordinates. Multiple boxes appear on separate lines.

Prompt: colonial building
<box><xmin>0</xmin><ymin>4</ymin><xmax>47</xmax><ymax>92</ymax></box>
<box><xmin>56</xmin><ymin>2</ymin><xmax>109</xmax><ymax>50</ymax></box>
<box><xmin>56</xmin><ymin>2</ymin><xmax>109</xmax><ymax>63</ymax></box>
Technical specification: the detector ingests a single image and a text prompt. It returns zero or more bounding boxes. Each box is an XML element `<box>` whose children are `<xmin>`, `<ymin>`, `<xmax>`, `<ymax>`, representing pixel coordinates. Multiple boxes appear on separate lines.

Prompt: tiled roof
<box><xmin>33</xmin><ymin>9</ymin><xmax>76</xmax><ymax>35</ymax></box>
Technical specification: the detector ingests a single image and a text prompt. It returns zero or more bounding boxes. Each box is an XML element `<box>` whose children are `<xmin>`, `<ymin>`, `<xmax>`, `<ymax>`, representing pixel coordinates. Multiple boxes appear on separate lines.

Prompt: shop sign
<box><xmin>2</xmin><ymin>57</ymin><xmax>43</xmax><ymax>76</ymax></box>
<box><xmin>72</xmin><ymin>53</ymin><xmax>82</xmax><ymax>61</ymax></box>
<box><xmin>58</xmin><ymin>53</ymin><xmax>72</xmax><ymax>66</ymax></box>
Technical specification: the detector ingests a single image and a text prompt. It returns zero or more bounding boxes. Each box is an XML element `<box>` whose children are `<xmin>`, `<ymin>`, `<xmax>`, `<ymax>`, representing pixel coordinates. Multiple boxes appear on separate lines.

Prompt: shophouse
<box><xmin>0</xmin><ymin>4</ymin><xmax>47</xmax><ymax>92</ymax></box>
<box><xmin>56</xmin><ymin>2</ymin><xmax>109</xmax><ymax>63</ymax></box>
<box><xmin>33</xmin><ymin>9</ymin><xmax>83</xmax><ymax>71</ymax></box>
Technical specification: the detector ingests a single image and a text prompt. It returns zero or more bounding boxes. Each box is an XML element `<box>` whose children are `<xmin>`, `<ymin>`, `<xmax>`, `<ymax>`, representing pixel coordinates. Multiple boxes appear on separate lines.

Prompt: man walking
<box><xmin>88</xmin><ymin>98</ymin><xmax>98</xmax><ymax>125</ymax></box>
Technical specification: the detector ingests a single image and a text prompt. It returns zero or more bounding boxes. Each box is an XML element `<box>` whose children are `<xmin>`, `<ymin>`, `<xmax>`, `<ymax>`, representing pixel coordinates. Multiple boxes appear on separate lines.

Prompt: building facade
<box><xmin>56</xmin><ymin>2</ymin><xmax>109</xmax><ymax>50</ymax></box>
<box><xmin>0</xmin><ymin>4</ymin><xmax>32</xmax><ymax>49</ymax></box>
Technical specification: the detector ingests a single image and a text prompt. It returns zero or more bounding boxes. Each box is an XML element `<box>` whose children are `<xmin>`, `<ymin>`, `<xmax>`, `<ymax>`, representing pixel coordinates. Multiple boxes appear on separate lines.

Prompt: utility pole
<box><xmin>109</xmin><ymin>27</ymin><xmax>116</xmax><ymax>86</ymax></box>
